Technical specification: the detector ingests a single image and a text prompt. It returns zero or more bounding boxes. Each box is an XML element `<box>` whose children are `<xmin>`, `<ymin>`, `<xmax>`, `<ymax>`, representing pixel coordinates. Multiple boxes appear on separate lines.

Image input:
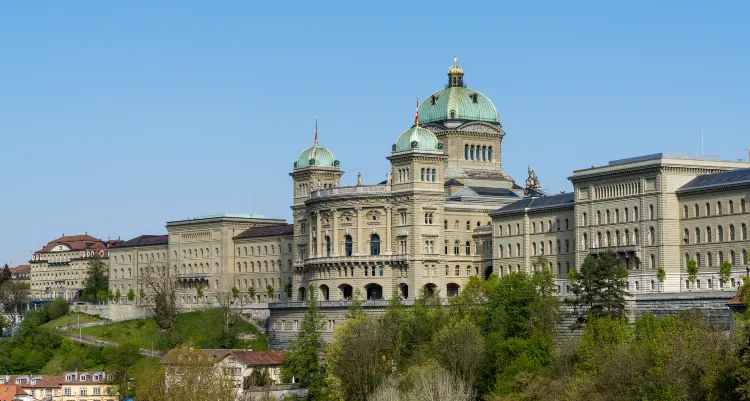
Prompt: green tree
<box><xmin>281</xmin><ymin>285</ymin><xmax>325</xmax><ymax>398</ymax></box>
<box><xmin>82</xmin><ymin>258</ymin><xmax>108</xmax><ymax>303</ymax></box>
<box><xmin>346</xmin><ymin>289</ymin><xmax>365</xmax><ymax>320</ymax></box>
<box><xmin>44</xmin><ymin>298</ymin><xmax>69</xmax><ymax>320</ymax></box>
<box><xmin>568</xmin><ymin>250</ymin><xmax>629</xmax><ymax>326</ymax></box>
<box><xmin>0</xmin><ymin>264</ymin><xmax>12</xmax><ymax>286</ymax></box>
<box><xmin>141</xmin><ymin>267</ymin><xmax>179</xmax><ymax>347</ymax></box>
<box><xmin>247</xmin><ymin>286</ymin><xmax>256</xmax><ymax>303</ymax></box>
<box><xmin>0</xmin><ymin>280</ymin><xmax>29</xmax><ymax>324</ymax></box>
<box><xmin>114</xmin><ymin>289</ymin><xmax>121</xmax><ymax>303</ymax></box>
<box><xmin>97</xmin><ymin>290</ymin><xmax>108</xmax><ymax>304</ymax></box>
<box><xmin>266</xmin><ymin>284</ymin><xmax>275</xmax><ymax>300</ymax></box>
<box><xmin>106</xmin><ymin>342</ymin><xmax>142</xmax><ymax>398</ymax></box>
<box><xmin>196</xmin><ymin>285</ymin><xmax>204</xmax><ymax>300</ymax></box>
<box><xmin>231</xmin><ymin>286</ymin><xmax>239</xmax><ymax>301</ymax></box>
<box><xmin>719</xmin><ymin>261</ymin><xmax>733</xmax><ymax>288</ymax></box>
<box><xmin>657</xmin><ymin>266</ymin><xmax>666</xmax><ymax>291</ymax></box>
<box><xmin>284</xmin><ymin>282</ymin><xmax>293</xmax><ymax>299</ymax></box>
<box><xmin>127</xmin><ymin>288</ymin><xmax>135</xmax><ymax>302</ymax></box>
<box><xmin>687</xmin><ymin>259</ymin><xmax>698</xmax><ymax>287</ymax></box>
<box><xmin>138</xmin><ymin>288</ymin><xmax>146</xmax><ymax>303</ymax></box>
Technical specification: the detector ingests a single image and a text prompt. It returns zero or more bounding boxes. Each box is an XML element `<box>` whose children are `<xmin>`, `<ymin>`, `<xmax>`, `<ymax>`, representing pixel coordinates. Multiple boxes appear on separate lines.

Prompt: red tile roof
<box><xmin>728</xmin><ymin>289</ymin><xmax>745</xmax><ymax>306</ymax></box>
<box><xmin>0</xmin><ymin>375</ymin><xmax>62</xmax><ymax>388</ymax></box>
<box><xmin>234</xmin><ymin>224</ymin><xmax>294</xmax><ymax>240</ymax></box>
<box><xmin>163</xmin><ymin>349</ymin><xmax>286</xmax><ymax>367</ymax></box>
<box><xmin>204</xmin><ymin>349</ymin><xmax>286</xmax><ymax>366</ymax></box>
<box><xmin>35</xmin><ymin>235</ymin><xmax>107</xmax><ymax>254</ymax></box>
<box><xmin>11</xmin><ymin>265</ymin><xmax>30</xmax><ymax>274</ymax></box>
<box><xmin>0</xmin><ymin>384</ymin><xmax>28</xmax><ymax>401</ymax></box>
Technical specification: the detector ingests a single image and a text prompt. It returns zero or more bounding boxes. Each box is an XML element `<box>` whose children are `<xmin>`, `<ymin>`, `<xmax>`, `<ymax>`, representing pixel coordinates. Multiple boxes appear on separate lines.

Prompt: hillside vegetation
<box><xmin>75</xmin><ymin>309</ymin><xmax>268</xmax><ymax>351</ymax></box>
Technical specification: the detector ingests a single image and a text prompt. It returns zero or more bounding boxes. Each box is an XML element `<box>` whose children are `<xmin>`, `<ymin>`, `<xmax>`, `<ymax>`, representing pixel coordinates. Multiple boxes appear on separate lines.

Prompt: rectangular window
<box><xmin>64</xmin><ymin>388</ymin><xmax>71</xmax><ymax>396</ymax></box>
<box><xmin>94</xmin><ymin>387</ymin><xmax>101</xmax><ymax>395</ymax></box>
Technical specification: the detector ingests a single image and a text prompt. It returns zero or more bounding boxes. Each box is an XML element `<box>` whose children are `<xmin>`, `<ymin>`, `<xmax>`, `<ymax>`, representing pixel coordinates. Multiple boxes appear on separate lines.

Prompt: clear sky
<box><xmin>1</xmin><ymin>1</ymin><xmax>748</xmax><ymax>265</ymax></box>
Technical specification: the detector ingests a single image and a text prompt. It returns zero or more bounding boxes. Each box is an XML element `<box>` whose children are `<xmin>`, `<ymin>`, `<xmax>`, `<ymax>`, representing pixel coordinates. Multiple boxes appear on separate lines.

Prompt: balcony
<box><xmin>175</xmin><ymin>273</ymin><xmax>209</xmax><ymax>280</ymax></box>
<box><xmin>304</xmin><ymin>254</ymin><xmax>408</xmax><ymax>265</ymax></box>
<box><xmin>310</xmin><ymin>184</ymin><xmax>391</xmax><ymax>199</ymax></box>
<box><xmin>590</xmin><ymin>245</ymin><xmax>637</xmax><ymax>254</ymax></box>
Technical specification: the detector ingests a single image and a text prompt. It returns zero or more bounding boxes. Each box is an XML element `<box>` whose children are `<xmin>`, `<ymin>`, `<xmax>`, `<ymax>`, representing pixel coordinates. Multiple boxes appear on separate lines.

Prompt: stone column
<box><xmin>308</xmin><ymin>213</ymin><xmax>314</xmax><ymax>259</ymax></box>
<box><xmin>385</xmin><ymin>206</ymin><xmax>392</xmax><ymax>255</ymax></box>
<box><xmin>356</xmin><ymin>207</ymin><xmax>364</xmax><ymax>256</ymax></box>
<box><xmin>331</xmin><ymin>209</ymin><xmax>339</xmax><ymax>256</ymax></box>
<box><xmin>316</xmin><ymin>211</ymin><xmax>323</xmax><ymax>257</ymax></box>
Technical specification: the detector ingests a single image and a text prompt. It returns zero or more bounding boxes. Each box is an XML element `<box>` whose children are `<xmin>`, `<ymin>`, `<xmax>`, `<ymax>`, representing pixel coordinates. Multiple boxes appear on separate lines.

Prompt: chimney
<box><xmin>247</xmin><ymin>345</ymin><xmax>253</xmax><ymax>352</ymax></box>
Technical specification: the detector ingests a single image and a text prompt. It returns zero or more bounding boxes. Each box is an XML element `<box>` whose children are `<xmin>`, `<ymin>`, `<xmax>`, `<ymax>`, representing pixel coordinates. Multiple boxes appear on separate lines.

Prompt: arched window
<box><xmin>696</xmin><ymin>227</ymin><xmax>701</xmax><ymax>243</ymax></box>
<box><xmin>470</xmin><ymin>145</ymin><xmax>475</xmax><ymax>160</ymax></box>
<box><xmin>615</xmin><ymin>209</ymin><xmax>620</xmax><ymax>223</ymax></box>
<box><xmin>634</xmin><ymin>206</ymin><xmax>639</xmax><ymax>220</ymax></box>
<box><xmin>565</xmin><ymin>239</ymin><xmax>570</xmax><ymax>253</ymax></box>
<box><xmin>482</xmin><ymin>146</ymin><xmax>487</xmax><ymax>161</ymax></box>
<box><xmin>517</xmin><ymin>243</ymin><xmax>521</xmax><ymax>255</ymax></box>
<box><xmin>557</xmin><ymin>240</ymin><xmax>561</xmax><ymax>253</ymax></box>
<box><xmin>720</xmin><ymin>251</ymin><xmax>724</xmax><ymax>263</ymax></box>
<box><xmin>596</xmin><ymin>211</ymin><xmax>601</xmax><ymax>225</ymax></box>
<box><xmin>707</xmin><ymin>227</ymin><xmax>713</xmax><ymax>243</ymax></box>
<box><xmin>565</xmin><ymin>218</ymin><xmax>569</xmax><ymax>229</ymax></box>
<box><xmin>465</xmin><ymin>241</ymin><xmax>471</xmax><ymax>255</ymax></box>
<box><xmin>455</xmin><ymin>221</ymin><xmax>459</xmax><ymax>230</ymax></box>
<box><xmin>706</xmin><ymin>202</ymin><xmax>711</xmax><ymax>216</ymax></box>
<box><xmin>730</xmin><ymin>200</ymin><xmax>735</xmax><ymax>213</ymax></box>
<box><xmin>650</xmin><ymin>254</ymin><xmax>655</xmax><ymax>269</ymax></box>
<box><xmin>606</xmin><ymin>210</ymin><xmax>611</xmax><ymax>224</ymax></box>
<box><xmin>325</xmin><ymin>236</ymin><xmax>331</xmax><ymax>257</ymax></box>
<box><xmin>730</xmin><ymin>224</ymin><xmax>736</xmax><ymax>241</ymax></box>
<box><xmin>683</xmin><ymin>205</ymin><xmax>689</xmax><ymax>218</ymax></box>
<box><xmin>454</xmin><ymin>241</ymin><xmax>459</xmax><ymax>255</ymax></box>
<box><xmin>743</xmin><ymin>223</ymin><xmax>748</xmax><ymax>240</ymax></box>
<box><xmin>420</xmin><ymin>168</ymin><xmax>425</xmax><ymax>181</ymax></box>
<box><xmin>532</xmin><ymin>242</ymin><xmax>537</xmax><ymax>256</ymax></box>
<box><xmin>582</xmin><ymin>213</ymin><xmax>587</xmax><ymax>226</ymax></box>
<box><xmin>634</xmin><ymin>228</ymin><xmax>640</xmax><ymax>245</ymax></box>
<box><xmin>432</xmin><ymin>168</ymin><xmax>436</xmax><ymax>182</ymax></box>
<box><xmin>464</xmin><ymin>144</ymin><xmax>469</xmax><ymax>160</ymax></box>
<box><xmin>695</xmin><ymin>204</ymin><xmax>700</xmax><ymax>217</ymax></box>
<box><xmin>731</xmin><ymin>250</ymin><xmax>737</xmax><ymax>265</ymax></box>
<box><xmin>718</xmin><ymin>201</ymin><xmax>723</xmax><ymax>215</ymax></box>
<box><xmin>684</xmin><ymin>229</ymin><xmax>690</xmax><ymax>244</ymax></box>
<box><xmin>488</xmin><ymin>146</ymin><xmax>493</xmax><ymax>161</ymax></box>
<box><xmin>466</xmin><ymin>221</ymin><xmax>470</xmax><ymax>231</ymax></box>
<box><xmin>444</xmin><ymin>220</ymin><xmax>448</xmax><ymax>229</ymax></box>
<box><xmin>649</xmin><ymin>204</ymin><xmax>655</xmax><ymax>220</ymax></box>
<box><xmin>696</xmin><ymin>253</ymin><xmax>702</xmax><ymax>267</ymax></box>
<box><xmin>719</xmin><ymin>225</ymin><xmax>724</xmax><ymax>242</ymax></box>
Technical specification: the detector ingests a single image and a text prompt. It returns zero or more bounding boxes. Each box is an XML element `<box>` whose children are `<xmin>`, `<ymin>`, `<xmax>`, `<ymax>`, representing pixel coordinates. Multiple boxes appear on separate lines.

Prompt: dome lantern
<box><xmin>294</xmin><ymin>120</ymin><xmax>338</xmax><ymax>169</ymax></box>
<box><xmin>448</xmin><ymin>56</ymin><xmax>464</xmax><ymax>88</ymax></box>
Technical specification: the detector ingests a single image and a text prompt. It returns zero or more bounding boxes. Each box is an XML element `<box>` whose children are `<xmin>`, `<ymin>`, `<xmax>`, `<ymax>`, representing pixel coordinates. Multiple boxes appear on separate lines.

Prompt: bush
<box><xmin>44</xmin><ymin>298</ymin><xmax>70</xmax><ymax>321</ymax></box>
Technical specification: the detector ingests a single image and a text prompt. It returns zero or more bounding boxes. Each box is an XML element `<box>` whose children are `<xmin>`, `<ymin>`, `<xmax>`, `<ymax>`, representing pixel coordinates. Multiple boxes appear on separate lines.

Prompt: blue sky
<box><xmin>1</xmin><ymin>1</ymin><xmax>748</xmax><ymax>265</ymax></box>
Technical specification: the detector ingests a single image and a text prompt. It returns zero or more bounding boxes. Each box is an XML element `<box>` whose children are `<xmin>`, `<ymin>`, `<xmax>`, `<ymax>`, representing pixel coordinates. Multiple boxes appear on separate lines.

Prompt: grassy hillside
<box><xmin>76</xmin><ymin>309</ymin><xmax>268</xmax><ymax>351</ymax></box>
<box><xmin>40</xmin><ymin>312</ymin><xmax>103</xmax><ymax>330</ymax></box>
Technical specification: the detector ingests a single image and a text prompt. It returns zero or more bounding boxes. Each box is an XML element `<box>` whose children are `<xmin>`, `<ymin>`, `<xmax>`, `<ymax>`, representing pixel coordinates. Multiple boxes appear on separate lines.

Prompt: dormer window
<box><xmin>431</xmin><ymin>94</ymin><xmax>439</xmax><ymax>105</ymax></box>
<box><xmin>450</xmin><ymin>110</ymin><xmax>456</xmax><ymax>119</ymax></box>
<box><xmin>470</xmin><ymin>93</ymin><xmax>478</xmax><ymax>103</ymax></box>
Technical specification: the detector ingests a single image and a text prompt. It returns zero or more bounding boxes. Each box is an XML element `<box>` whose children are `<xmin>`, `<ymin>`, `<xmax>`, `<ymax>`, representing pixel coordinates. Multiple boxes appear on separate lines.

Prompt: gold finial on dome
<box><xmin>448</xmin><ymin>56</ymin><xmax>464</xmax><ymax>87</ymax></box>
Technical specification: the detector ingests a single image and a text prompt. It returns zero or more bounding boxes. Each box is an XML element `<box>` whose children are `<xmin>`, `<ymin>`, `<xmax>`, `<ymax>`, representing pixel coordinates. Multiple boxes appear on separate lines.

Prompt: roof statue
<box><xmin>386</xmin><ymin>170</ymin><xmax>392</xmax><ymax>185</ymax></box>
<box><xmin>525</xmin><ymin>166</ymin><xmax>540</xmax><ymax>190</ymax></box>
<box><xmin>357</xmin><ymin>172</ymin><xmax>363</xmax><ymax>186</ymax></box>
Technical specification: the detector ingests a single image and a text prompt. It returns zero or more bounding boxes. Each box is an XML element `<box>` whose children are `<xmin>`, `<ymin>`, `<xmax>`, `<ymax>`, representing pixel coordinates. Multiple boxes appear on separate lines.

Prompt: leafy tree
<box><xmin>248</xmin><ymin>367</ymin><xmax>272</xmax><ymax>387</ymax></box>
<box><xmin>106</xmin><ymin>342</ymin><xmax>141</xmax><ymax>398</ymax></box>
<box><xmin>127</xmin><ymin>288</ymin><xmax>135</xmax><ymax>302</ymax></box>
<box><xmin>687</xmin><ymin>259</ymin><xmax>698</xmax><ymax>287</ymax></box>
<box><xmin>231</xmin><ymin>286</ymin><xmax>239</xmax><ymax>301</ymax></box>
<box><xmin>431</xmin><ymin>317</ymin><xmax>485</xmax><ymax>387</ymax></box>
<box><xmin>44</xmin><ymin>298</ymin><xmax>69</xmax><ymax>321</ymax></box>
<box><xmin>281</xmin><ymin>285</ymin><xmax>325</xmax><ymax>398</ymax></box>
<box><xmin>82</xmin><ymin>258</ymin><xmax>108</xmax><ymax>303</ymax></box>
<box><xmin>138</xmin><ymin>288</ymin><xmax>146</xmax><ymax>303</ymax></box>
<box><xmin>196</xmin><ymin>285</ymin><xmax>204</xmax><ymax>300</ymax></box>
<box><xmin>216</xmin><ymin>292</ymin><xmax>241</xmax><ymax>348</ymax></box>
<box><xmin>0</xmin><ymin>280</ymin><xmax>30</xmax><ymax>324</ymax></box>
<box><xmin>266</xmin><ymin>284</ymin><xmax>275</xmax><ymax>300</ymax></box>
<box><xmin>0</xmin><ymin>264</ymin><xmax>12</xmax><ymax>286</ymax></box>
<box><xmin>0</xmin><ymin>315</ymin><xmax>7</xmax><ymax>337</ymax></box>
<box><xmin>720</xmin><ymin>261</ymin><xmax>733</xmax><ymax>288</ymax></box>
<box><xmin>247</xmin><ymin>286</ymin><xmax>256</xmax><ymax>303</ymax></box>
<box><xmin>141</xmin><ymin>265</ymin><xmax>179</xmax><ymax>347</ymax></box>
<box><xmin>657</xmin><ymin>266</ymin><xmax>666</xmax><ymax>291</ymax></box>
<box><xmin>284</xmin><ymin>282</ymin><xmax>293</xmax><ymax>299</ymax></box>
<box><xmin>568</xmin><ymin>250</ymin><xmax>629</xmax><ymax>326</ymax></box>
<box><xmin>114</xmin><ymin>289</ymin><xmax>121</xmax><ymax>302</ymax></box>
<box><xmin>346</xmin><ymin>289</ymin><xmax>365</xmax><ymax>320</ymax></box>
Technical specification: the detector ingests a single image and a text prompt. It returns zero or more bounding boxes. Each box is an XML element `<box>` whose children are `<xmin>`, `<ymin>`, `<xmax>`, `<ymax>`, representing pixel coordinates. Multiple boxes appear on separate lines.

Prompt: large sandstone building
<box><xmin>31</xmin><ymin>59</ymin><xmax>750</xmax><ymax>304</ymax></box>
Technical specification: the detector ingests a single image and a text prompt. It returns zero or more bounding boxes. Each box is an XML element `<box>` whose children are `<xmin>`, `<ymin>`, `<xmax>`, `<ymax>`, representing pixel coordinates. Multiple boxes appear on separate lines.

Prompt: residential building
<box><xmin>60</xmin><ymin>372</ymin><xmax>117</xmax><ymax>401</ymax></box>
<box><xmin>9</xmin><ymin>265</ymin><xmax>30</xmax><ymax>281</ymax></box>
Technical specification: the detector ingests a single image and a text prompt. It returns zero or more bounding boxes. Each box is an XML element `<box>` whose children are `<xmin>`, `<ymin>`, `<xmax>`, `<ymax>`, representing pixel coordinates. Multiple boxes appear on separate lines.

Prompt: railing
<box><xmin>590</xmin><ymin>245</ymin><xmax>637</xmax><ymax>254</ymax></box>
<box><xmin>269</xmin><ymin>299</ymin><xmax>415</xmax><ymax>309</ymax></box>
<box><xmin>310</xmin><ymin>184</ymin><xmax>391</xmax><ymax>199</ymax></box>
<box><xmin>175</xmin><ymin>273</ymin><xmax>208</xmax><ymax>279</ymax></box>
<box><xmin>304</xmin><ymin>254</ymin><xmax>408</xmax><ymax>264</ymax></box>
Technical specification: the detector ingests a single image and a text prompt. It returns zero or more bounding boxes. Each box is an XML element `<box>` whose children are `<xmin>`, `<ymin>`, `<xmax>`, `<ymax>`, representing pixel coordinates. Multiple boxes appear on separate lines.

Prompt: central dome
<box><xmin>295</xmin><ymin>143</ymin><xmax>338</xmax><ymax>169</ymax></box>
<box><xmin>418</xmin><ymin>58</ymin><xmax>499</xmax><ymax>125</ymax></box>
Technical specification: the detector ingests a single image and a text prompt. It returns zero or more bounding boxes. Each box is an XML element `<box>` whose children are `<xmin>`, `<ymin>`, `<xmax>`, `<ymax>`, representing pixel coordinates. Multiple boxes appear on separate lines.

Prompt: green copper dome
<box><xmin>294</xmin><ymin>143</ymin><xmax>338</xmax><ymax>169</ymax></box>
<box><xmin>418</xmin><ymin>86</ymin><xmax>499</xmax><ymax>124</ymax></box>
<box><xmin>418</xmin><ymin>58</ymin><xmax>499</xmax><ymax>125</ymax></box>
<box><xmin>394</xmin><ymin>126</ymin><xmax>440</xmax><ymax>152</ymax></box>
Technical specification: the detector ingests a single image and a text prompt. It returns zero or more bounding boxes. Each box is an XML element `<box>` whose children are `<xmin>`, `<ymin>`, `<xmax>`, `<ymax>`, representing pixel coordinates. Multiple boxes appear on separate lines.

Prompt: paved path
<box><xmin>60</xmin><ymin>332</ymin><xmax>164</xmax><ymax>358</ymax></box>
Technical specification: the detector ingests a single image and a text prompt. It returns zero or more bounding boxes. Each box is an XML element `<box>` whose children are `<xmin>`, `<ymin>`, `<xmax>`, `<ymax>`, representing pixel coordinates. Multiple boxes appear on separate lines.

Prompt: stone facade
<box><xmin>29</xmin><ymin>235</ymin><xmax>114</xmax><ymax>300</ymax></box>
<box><xmin>492</xmin><ymin>154</ymin><xmax>750</xmax><ymax>295</ymax></box>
